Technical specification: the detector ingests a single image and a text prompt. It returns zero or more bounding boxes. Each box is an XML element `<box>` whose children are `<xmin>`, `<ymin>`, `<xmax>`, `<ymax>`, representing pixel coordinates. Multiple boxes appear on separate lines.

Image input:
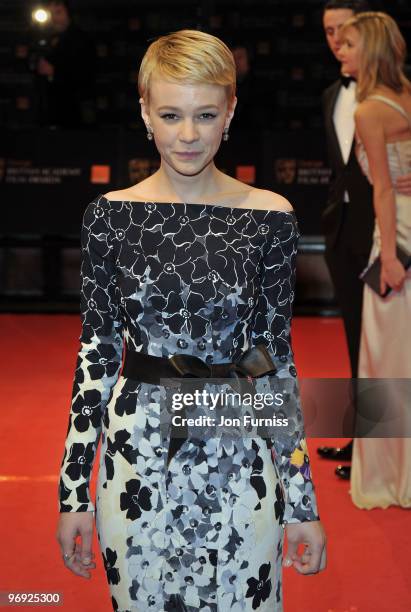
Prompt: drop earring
<box><xmin>146</xmin><ymin>123</ymin><xmax>153</xmax><ymax>140</ymax></box>
<box><xmin>222</xmin><ymin>128</ymin><xmax>229</xmax><ymax>142</ymax></box>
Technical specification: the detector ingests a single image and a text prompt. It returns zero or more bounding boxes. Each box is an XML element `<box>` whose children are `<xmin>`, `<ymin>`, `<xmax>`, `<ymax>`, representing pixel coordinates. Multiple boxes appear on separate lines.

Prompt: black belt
<box><xmin>122</xmin><ymin>344</ymin><xmax>278</xmax><ymax>466</ymax></box>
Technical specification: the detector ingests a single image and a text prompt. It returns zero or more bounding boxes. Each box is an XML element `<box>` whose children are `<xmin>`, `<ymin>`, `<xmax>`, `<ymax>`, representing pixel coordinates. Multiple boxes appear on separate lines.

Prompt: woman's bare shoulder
<box><xmin>245</xmin><ymin>188</ymin><xmax>294</xmax><ymax>212</ymax></box>
<box><xmin>103</xmin><ymin>187</ymin><xmax>144</xmax><ymax>202</ymax></box>
<box><xmin>103</xmin><ymin>176</ymin><xmax>157</xmax><ymax>201</ymax></box>
<box><xmin>355</xmin><ymin>99</ymin><xmax>382</xmax><ymax>117</ymax></box>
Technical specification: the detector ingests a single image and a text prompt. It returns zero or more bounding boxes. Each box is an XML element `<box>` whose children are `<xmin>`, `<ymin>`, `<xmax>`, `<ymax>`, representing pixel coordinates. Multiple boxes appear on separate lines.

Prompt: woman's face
<box><xmin>140</xmin><ymin>77</ymin><xmax>236</xmax><ymax>177</ymax></box>
<box><xmin>338</xmin><ymin>26</ymin><xmax>362</xmax><ymax>77</ymax></box>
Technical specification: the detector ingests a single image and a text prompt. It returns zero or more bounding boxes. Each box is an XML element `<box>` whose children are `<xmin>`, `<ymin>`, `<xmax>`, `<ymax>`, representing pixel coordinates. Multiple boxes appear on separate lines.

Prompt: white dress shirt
<box><xmin>333</xmin><ymin>80</ymin><xmax>357</xmax><ymax>201</ymax></box>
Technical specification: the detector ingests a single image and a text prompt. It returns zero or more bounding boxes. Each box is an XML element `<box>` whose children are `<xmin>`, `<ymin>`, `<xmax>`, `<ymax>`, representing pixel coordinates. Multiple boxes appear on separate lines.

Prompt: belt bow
<box><xmin>165</xmin><ymin>344</ymin><xmax>277</xmax><ymax>466</ymax></box>
<box><xmin>168</xmin><ymin>343</ymin><xmax>277</xmax><ymax>386</ymax></box>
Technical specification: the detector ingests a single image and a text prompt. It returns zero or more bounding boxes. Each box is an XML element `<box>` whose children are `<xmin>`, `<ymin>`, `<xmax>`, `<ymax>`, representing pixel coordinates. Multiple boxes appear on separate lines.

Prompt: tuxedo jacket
<box><xmin>321</xmin><ymin>80</ymin><xmax>374</xmax><ymax>254</ymax></box>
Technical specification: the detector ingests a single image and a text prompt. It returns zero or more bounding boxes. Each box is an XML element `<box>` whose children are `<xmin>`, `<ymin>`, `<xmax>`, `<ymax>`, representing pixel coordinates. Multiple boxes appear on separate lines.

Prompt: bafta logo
<box><xmin>275</xmin><ymin>158</ymin><xmax>297</xmax><ymax>185</ymax></box>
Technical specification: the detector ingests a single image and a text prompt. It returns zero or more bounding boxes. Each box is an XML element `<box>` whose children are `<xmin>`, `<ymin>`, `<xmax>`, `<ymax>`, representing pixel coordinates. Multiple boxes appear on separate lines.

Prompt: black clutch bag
<box><xmin>359</xmin><ymin>244</ymin><xmax>411</xmax><ymax>297</ymax></box>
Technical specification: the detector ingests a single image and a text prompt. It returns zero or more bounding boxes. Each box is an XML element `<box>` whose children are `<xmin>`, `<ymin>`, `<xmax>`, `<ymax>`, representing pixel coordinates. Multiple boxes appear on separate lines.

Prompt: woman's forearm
<box><xmin>373</xmin><ymin>186</ymin><xmax>397</xmax><ymax>260</ymax></box>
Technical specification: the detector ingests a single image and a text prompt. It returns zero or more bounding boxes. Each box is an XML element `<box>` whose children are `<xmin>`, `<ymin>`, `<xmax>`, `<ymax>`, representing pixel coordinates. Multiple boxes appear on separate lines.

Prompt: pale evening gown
<box><xmin>351</xmin><ymin>95</ymin><xmax>411</xmax><ymax>510</ymax></box>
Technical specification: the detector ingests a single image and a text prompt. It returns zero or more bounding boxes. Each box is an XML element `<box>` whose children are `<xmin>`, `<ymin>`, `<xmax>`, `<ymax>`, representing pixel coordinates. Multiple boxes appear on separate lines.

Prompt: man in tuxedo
<box><xmin>318</xmin><ymin>0</ymin><xmax>411</xmax><ymax>478</ymax></box>
<box><xmin>318</xmin><ymin>1</ymin><xmax>373</xmax><ymax>477</ymax></box>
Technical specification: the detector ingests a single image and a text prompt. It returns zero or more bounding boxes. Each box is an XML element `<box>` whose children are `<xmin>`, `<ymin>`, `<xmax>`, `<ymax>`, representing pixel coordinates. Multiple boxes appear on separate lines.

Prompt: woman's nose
<box><xmin>179</xmin><ymin>119</ymin><xmax>199</xmax><ymax>142</ymax></box>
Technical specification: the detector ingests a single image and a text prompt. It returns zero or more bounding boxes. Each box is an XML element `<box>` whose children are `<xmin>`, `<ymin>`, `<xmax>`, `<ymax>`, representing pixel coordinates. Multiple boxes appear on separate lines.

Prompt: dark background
<box><xmin>1</xmin><ymin>0</ymin><xmax>410</xmax><ymax>311</ymax></box>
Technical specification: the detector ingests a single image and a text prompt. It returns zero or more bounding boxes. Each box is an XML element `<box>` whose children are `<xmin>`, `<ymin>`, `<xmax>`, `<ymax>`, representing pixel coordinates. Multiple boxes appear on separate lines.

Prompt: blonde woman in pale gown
<box><xmin>339</xmin><ymin>12</ymin><xmax>411</xmax><ymax>509</ymax></box>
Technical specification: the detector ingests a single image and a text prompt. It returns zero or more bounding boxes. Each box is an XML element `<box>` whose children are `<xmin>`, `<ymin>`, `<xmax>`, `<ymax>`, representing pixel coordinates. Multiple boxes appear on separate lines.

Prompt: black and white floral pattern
<box><xmin>58</xmin><ymin>195</ymin><xmax>319</xmax><ymax>611</ymax></box>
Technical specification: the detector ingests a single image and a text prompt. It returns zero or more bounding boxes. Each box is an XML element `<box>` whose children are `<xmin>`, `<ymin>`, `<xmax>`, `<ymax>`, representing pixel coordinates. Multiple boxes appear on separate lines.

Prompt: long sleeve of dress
<box><xmin>58</xmin><ymin>198</ymin><xmax>124</xmax><ymax>512</ymax></box>
<box><xmin>251</xmin><ymin>212</ymin><xmax>320</xmax><ymax>525</ymax></box>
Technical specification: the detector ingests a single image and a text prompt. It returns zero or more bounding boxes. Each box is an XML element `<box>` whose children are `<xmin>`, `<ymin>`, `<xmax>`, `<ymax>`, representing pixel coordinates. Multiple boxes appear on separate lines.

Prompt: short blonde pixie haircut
<box><xmin>138</xmin><ymin>29</ymin><xmax>236</xmax><ymax>103</ymax></box>
<box><xmin>341</xmin><ymin>11</ymin><xmax>411</xmax><ymax>102</ymax></box>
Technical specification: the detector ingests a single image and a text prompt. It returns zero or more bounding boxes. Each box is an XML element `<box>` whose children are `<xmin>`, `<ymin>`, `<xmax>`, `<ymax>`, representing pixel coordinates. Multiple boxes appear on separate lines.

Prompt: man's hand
<box><xmin>283</xmin><ymin>520</ymin><xmax>327</xmax><ymax>575</ymax></box>
<box><xmin>395</xmin><ymin>172</ymin><xmax>411</xmax><ymax>196</ymax></box>
<box><xmin>37</xmin><ymin>57</ymin><xmax>54</xmax><ymax>77</ymax></box>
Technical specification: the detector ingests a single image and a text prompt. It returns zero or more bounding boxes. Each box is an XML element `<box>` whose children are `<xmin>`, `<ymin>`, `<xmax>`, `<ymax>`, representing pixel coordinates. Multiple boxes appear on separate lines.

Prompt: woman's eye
<box><xmin>199</xmin><ymin>113</ymin><xmax>217</xmax><ymax>120</ymax></box>
<box><xmin>160</xmin><ymin>113</ymin><xmax>178</xmax><ymax>121</ymax></box>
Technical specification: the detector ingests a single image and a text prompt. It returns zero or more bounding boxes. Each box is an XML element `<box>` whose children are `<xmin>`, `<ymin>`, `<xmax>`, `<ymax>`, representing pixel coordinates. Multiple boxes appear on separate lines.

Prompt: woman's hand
<box><xmin>56</xmin><ymin>512</ymin><xmax>97</xmax><ymax>579</ymax></box>
<box><xmin>395</xmin><ymin>172</ymin><xmax>411</xmax><ymax>196</ymax></box>
<box><xmin>380</xmin><ymin>256</ymin><xmax>406</xmax><ymax>295</ymax></box>
<box><xmin>283</xmin><ymin>520</ymin><xmax>327</xmax><ymax>575</ymax></box>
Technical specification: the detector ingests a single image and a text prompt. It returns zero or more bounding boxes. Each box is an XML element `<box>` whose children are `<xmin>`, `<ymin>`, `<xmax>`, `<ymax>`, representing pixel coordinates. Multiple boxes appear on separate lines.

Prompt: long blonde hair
<box><xmin>138</xmin><ymin>29</ymin><xmax>236</xmax><ymax>104</ymax></box>
<box><xmin>341</xmin><ymin>11</ymin><xmax>411</xmax><ymax>102</ymax></box>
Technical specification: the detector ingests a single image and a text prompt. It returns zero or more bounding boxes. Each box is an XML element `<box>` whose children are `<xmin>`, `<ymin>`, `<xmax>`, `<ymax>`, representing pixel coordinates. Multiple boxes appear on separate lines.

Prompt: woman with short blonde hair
<box><xmin>56</xmin><ymin>29</ymin><xmax>326</xmax><ymax>610</ymax></box>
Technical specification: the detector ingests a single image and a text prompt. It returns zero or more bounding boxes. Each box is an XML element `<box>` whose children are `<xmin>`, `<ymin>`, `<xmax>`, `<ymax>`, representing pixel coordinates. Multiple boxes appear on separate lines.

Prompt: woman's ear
<box><xmin>139</xmin><ymin>97</ymin><xmax>152</xmax><ymax>131</ymax></box>
<box><xmin>224</xmin><ymin>96</ymin><xmax>238</xmax><ymax>130</ymax></box>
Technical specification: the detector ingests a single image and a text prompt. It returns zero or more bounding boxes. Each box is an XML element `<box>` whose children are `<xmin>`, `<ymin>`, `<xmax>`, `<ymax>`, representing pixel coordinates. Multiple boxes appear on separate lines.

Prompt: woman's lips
<box><xmin>175</xmin><ymin>152</ymin><xmax>202</xmax><ymax>159</ymax></box>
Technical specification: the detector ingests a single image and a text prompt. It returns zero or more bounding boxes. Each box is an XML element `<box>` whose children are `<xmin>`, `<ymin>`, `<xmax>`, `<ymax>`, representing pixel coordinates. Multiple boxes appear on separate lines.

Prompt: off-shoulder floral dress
<box><xmin>58</xmin><ymin>195</ymin><xmax>319</xmax><ymax>612</ymax></box>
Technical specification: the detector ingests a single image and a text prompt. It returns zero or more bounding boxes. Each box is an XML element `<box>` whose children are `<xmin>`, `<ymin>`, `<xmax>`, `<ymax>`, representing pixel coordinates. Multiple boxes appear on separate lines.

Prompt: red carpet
<box><xmin>0</xmin><ymin>314</ymin><xmax>410</xmax><ymax>611</ymax></box>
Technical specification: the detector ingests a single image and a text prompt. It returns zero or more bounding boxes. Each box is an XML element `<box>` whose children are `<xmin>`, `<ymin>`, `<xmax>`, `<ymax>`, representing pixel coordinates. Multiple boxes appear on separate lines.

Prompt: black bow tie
<box><xmin>340</xmin><ymin>74</ymin><xmax>355</xmax><ymax>88</ymax></box>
